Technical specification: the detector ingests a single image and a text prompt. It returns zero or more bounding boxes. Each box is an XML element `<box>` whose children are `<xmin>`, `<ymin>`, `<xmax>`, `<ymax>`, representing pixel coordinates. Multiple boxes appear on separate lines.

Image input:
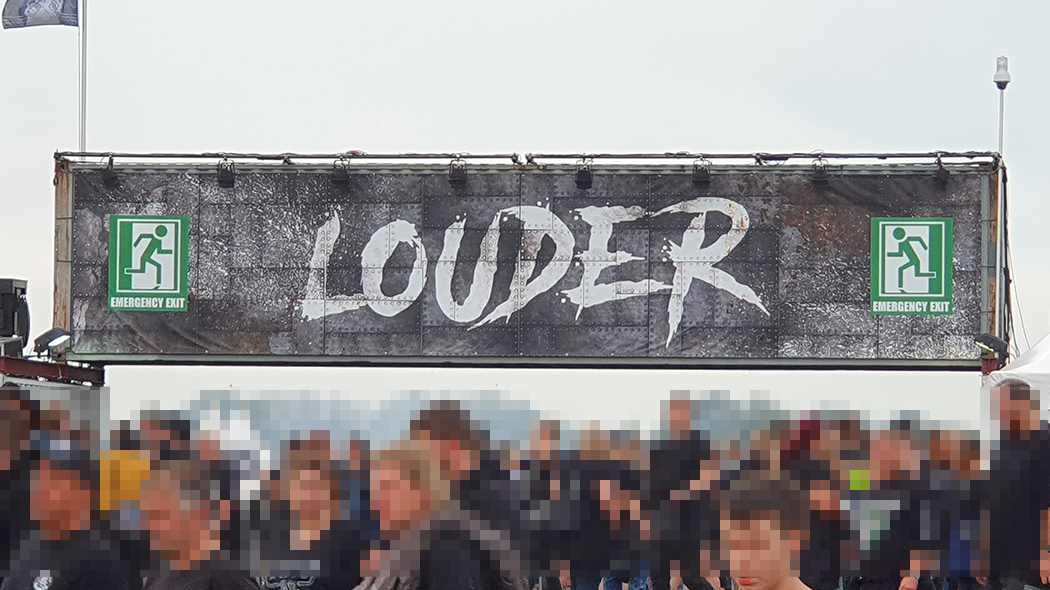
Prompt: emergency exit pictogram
<box><xmin>108</xmin><ymin>215</ymin><xmax>190</xmax><ymax>312</ymax></box>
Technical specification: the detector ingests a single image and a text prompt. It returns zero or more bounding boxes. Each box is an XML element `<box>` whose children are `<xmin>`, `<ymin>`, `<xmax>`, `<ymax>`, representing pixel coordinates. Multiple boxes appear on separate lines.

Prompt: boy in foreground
<box><xmin>719</xmin><ymin>475</ymin><xmax>813</xmax><ymax>590</ymax></box>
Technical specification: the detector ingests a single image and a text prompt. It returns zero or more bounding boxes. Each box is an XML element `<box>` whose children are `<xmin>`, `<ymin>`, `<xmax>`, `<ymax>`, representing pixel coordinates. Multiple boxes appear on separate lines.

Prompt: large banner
<box><xmin>56</xmin><ymin>162</ymin><xmax>999</xmax><ymax>368</ymax></box>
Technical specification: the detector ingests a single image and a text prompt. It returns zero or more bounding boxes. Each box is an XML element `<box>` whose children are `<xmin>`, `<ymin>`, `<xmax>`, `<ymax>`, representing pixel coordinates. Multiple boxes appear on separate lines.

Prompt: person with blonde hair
<box><xmin>359</xmin><ymin>438</ymin><xmax>527</xmax><ymax>590</ymax></box>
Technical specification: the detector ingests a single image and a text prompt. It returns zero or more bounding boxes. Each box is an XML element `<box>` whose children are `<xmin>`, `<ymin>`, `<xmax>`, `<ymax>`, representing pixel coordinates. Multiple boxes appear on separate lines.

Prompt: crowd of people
<box><xmin>0</xmin><ymin>380</ymin><xmax>1047</xmax><ymax>590</ymax></box>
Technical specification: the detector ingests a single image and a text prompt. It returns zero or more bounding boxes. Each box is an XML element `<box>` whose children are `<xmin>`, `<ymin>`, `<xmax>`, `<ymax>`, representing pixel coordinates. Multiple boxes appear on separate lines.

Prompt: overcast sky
<box><xmin>3</xmin><ymin>0</ymin><xmax>1048</xmax><ymax>433</ymax></box>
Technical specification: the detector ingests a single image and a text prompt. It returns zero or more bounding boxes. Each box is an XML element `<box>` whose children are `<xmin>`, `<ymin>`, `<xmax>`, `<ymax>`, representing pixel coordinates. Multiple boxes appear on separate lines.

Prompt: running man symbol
<box><xmin>124</xmin><ymin>224</ymin><xmax>175</xmax><ymax>290</ymax></box>
<box><xmin>886</xmin><ymin>226</ymin><xmax>937</xmax><ymax>293</ymax></box>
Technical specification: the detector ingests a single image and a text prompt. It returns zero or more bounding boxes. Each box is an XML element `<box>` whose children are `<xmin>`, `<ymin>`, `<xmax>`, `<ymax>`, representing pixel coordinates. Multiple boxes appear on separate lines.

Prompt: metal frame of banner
<box><xmin>56</xmin><ymin>150</ymin><xmax>999</xmax><ymax>166</ymax></box>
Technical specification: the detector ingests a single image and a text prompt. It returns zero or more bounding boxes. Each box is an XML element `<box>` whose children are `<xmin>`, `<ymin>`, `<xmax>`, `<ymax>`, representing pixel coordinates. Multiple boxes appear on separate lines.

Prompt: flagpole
<box><xmin>78</xmin><ymin>0</ymin><xmax>87</xmax><ymax>153</ymax></box>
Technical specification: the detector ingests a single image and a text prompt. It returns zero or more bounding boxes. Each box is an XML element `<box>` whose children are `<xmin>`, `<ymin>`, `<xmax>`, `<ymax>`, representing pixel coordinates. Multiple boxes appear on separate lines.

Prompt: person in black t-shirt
<box><xmin>648</xmin><ymin>397</ymin><xmax>720</xmax><ymax>590</ymax></box>
<box><xmin>788</xmin><ymin>457</ymin><xmax>847</xmax><ymax>590</ymax></box>
<box><xmin>982</xmin><ymin>379</ymin><xmax>1050</xmax><ymax>590</ymax></box>
<box><xmin>842</xmin><ymin>422</ymin><xmax>936</xmax><ymax>590</ymax></box>
<box><xmin>260</xmin><ymin>434</ymin><xmax>367</xmax><ymax>589</ymax></box>
<box><xmin>0</xmin><ymin>387</ymin><xmax>38</xmax><ymax>579</ymax></box>
<box><xmin>404</xmin><ymin>402</ymin><xmax>529</xmax><ymax>590</ymax></box>
<box><xmin>2</xmin><ymin>432</ymin><xmax>140</xmax><ymax>590</ymax></box>
<box><xmin>520</xmin><ymin>420</ymin><xmax>568</xmax><ymax>589</ymax></box>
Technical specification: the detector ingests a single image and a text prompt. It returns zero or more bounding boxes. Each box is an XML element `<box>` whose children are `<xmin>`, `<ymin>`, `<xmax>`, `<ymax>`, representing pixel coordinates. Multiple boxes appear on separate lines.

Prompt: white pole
<box><xmin>998</xmin><ymin>88</ymin><xmax>1005</xmax><ymax>157</ymax></box>
<box><xmin>78</xmin><ymin>0</ymin><xmax>87</xmax><ymax>153</ymax></box>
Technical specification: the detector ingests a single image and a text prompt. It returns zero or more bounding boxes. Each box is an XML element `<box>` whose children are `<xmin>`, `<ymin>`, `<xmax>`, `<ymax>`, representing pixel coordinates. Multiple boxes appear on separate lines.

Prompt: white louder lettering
<box><xmin>300</xmin><ymin>213</ymin><xmax>426</xmax><ymax>320</ymax></box>
<box><xmin>470</xmin><ymin>206</ymin><xmax>574</xmax><ymax>329</ymax></box>
<box><xmin>361</xmin><ymin>220</ymin><xmax>428</xmax><ymax>318</ymax></box>
<box><xmin>652</xmin><ymin>197</ymin><xmax>769</xmax><ymax>346</ymax></box>
<box><xmin>435</xmin><ymin>213</ymin><xmax>501</xmax><ymax>323</ymax></box>
<box><xmin>562</xmin><ymin>205</ymin><xmax>671</xmax><ymax>319</ymax></box>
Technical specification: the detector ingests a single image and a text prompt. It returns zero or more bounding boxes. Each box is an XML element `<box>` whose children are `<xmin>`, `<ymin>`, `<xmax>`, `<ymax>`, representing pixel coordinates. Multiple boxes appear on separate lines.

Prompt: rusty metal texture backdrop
<box><xmin>57</xmin><ymin>161</ymin><xmax>999</xmax><ymax>369</ymax></box>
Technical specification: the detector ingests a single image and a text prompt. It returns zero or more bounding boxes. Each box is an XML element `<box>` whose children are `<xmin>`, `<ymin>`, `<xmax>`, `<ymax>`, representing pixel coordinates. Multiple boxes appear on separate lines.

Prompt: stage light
<box><xmin>692</xmin><ymin>159</ymin><xmax>711</xmax><ymax>185</ymax></box>
<box><xmin>33</xmin><ymin>327</ymin><xmax>72</xmax><ymax>358</ymax></box>
<box><xmin>331</xmin><ymin>158</ymin><xmax>350</xmax><ymax>185</ymax></box>
<box><xmin>812</xmin><ymin>159</ymin><xmax>829</xmax><ymax>185</ymax></box>
<box><xmin>102</xmin><ymin>157</ymin><xmax>118</xmax><ymax>188</ymax></box>
<box><xmin>0</xmin><ymin>336</ymin><xmax>22</xmax><ymax>359</ymax></box>
<box><xmin>975</xmin><ymin>333</ymin><xmax>1009</xmax><ymax>366</ymax></box>
<box><xmin>934</xmin><ymin>160</ymin><xmax>950</xmax><ymax>186</ymax></box>
<box><xmin>448</xmin><ymin>159</ymin><xmax>467</xmax><ymax>188</ymax></box>
<box><xmin>0</xmin><ymin>278</ymin><xmax>29</xmax><ymax>350</ymax></box>
<box><xmin>218</xmin><ymin>159</ymin><xmax>236</xmax><ymax>189</ymax></box>
<box><xmin>575</xmin><ymin>160</ymin><xmax>593</xmax><ymax>190</ymax></box>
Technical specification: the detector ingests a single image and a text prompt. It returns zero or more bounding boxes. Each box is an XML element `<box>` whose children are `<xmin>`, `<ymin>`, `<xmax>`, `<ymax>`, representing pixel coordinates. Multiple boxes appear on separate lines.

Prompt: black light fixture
<box><xmin>975</xmin><ymin>333</ymin><xmax>1009</xmax><ymax>367</ymax></box>
<box><xmin>934</xmin><ymin>158</ymin><xmax>950</xmax><ymax>186</ymax></box>
<box><xmin>331</xmin><ymin>158</ymin><xmax>350</xmax><ymax>185</ymax></box>
<box><xmin>448</xmin><ymin>158</ymin><xmax>467</xmax><ymax>188</ymax></box>
<box><xmin>0</xmin><ymin>336</ymin><xmax>22</xmax><ymax>359</ymax></box>
<box><xmin>101</xmin><ymin>156</ymin><xmax>118</xmax><ymax>188</ymax></box>
<box><xmin>218</xmin><ymin>159</ymin><xmax>236</xmax><ymax>189</ymax></box>
<box><xmin>692</xmin><ymin>159</ymin><xmax>711</xmax><ymax>185</ymax></box>
<box><xmin>575</xmin><ymin>159</ymin><xmax>593</xmax><ymax>190</ymax></box>
<box><xmin>33</xmin><ymin>327</ymin><xmax>72</xmax><ymax>358</ymax></box>
<box><xmin>0</xmin><ymin>278</ymin><xmax>29</xmax><ymax>350</ymax></box>
<box><xmin>812</xmin><ymin>159</ymin><xmax>829</xmax><ymax>185</ymax></box>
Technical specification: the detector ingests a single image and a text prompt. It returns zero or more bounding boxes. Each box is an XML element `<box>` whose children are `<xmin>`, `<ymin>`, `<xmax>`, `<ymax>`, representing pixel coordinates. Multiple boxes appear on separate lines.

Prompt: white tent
<box><xmin>987</xmin><ymin>333</ymin><xmax>1050</xmax><ymax>393</ymax></box>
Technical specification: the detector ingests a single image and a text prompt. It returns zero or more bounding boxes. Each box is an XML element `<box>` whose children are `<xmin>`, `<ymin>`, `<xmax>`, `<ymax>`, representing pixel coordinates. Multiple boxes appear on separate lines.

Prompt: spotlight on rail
<box><xmin>448</xmin><ymin>158</ymin><xmax>467</xmax><ymax>188</ymax></box>
<box><xmin>331</xmin><ymin>158</ymin><xmax>350</xmax><ymax>185</ymax></box>
<box><xmin>575</xmin><ymin>159</ymin><xmax>593</xmax><ymax>190</ymax></box>
<box><xmin>692</xmin><ymin>159</ymin><xmax>711</xmax><ymax>185</ymax></box>
<box><xmin>101</xmin><ymin>157</ymin><xmax>118</xmax><ymax>188</ymax></box>
<box><xmin>218</xmin><ymin>159</ymin><xmax>236</xmax><ymax>189</ymax></box>
<box><xmin>812</xmin><ymin>159</ymin><xmax>829</xmax><ymax>185</ymax></box>
<box><xmin>33</xmin><ymin>327</ymin><xmax>72</xmax><ymax>359</ymax></box>
<box><xmin>934</xmin><ymin>159</ymin><xmax>950</xmax><ymax>187</ymax></box>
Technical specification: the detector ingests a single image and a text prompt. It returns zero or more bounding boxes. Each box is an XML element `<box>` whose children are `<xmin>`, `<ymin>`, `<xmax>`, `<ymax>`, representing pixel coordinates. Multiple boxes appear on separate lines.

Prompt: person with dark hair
<box><xmin>783</xmin><ymin>419</ymin><xmax>848</xmax><ymax>590</ymax></box>
<box><xmin>520</xmin><ymin>420</ymin><xmax>568</xmax><ymax>590</ymax></box>
<box><xmin>259</xmin><ymin>433</ymin><xmax>368</xmax><ymax>590</ymax></box>
<box><xmin>138</xmin><ymin>455</ymin><xmax>258</xmax><ymax>590</ymax></box>
<box><xmin>980</xmin><ymin>379</ymin><xmax>1050</xmax><ymax>590</ymax></box>
<box><xmin>1</xmin><ymin>427</ymin><xmax>140</xmax><ymax>590</ymax></box>
<box><xmin>924</xmin><ymin>430</ymin><xmax>982</xmax><ymax>590</ymax></box>
<box><xmin>842</xmin><ymin>424</ymin><xmax>936</xmax><ymax>590</ymax></box>
<box><xmin>0</xmin><ymin>386</ymin><xmax>39</xmax><ymax>578</ymax></box>
<box><xmin>649</xmin><ymin>397</ymin><xmax>721</xmax><ymax>590</ymax></box>
<box><xmin>137</xmin><ymin>410</ymin><xmax>196</xmax><ymax>462</ymax></box>
<box><xmin>407</xmin><ymin>401</ymin><xmax>529</xmax><ymax>590</ymax></box>
<box><xmin>719</xmin><ymin>474</ymin><xmax>812</xmax><ymax>590</ymax></box>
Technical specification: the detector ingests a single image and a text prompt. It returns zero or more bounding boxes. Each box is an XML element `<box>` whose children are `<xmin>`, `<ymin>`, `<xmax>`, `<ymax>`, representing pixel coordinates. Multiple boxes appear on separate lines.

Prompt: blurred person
<box><xmin>924</xmin><ymin>431</ymin><xmax>982</xmax><ymax>590</ymax></box>
<box><xmin>137</xmin><ymin>411</ymin><xmax>195</xmax><ymax>462</ymax></box>
<box><xmin>554</xmin><ymin>426</ymin><xmax>614</xmax><ymax>590</ymax></box>
<box><xmin>2</xmin><ymin>425</ymin><xmax>140</xmax><ymax>590</ymax></box>
<box><xmin>364</xmin><ymin>439</ymin><xmax>526</xmax><ymax>590</ymax></box>
<box><xmin>600</xmin><ymin>431</ymin><xmax>648</xmax><ymax>590</ymax></box>
<box><xmin>783</xmin><ymin>419</ymin><xmax>849</xmax><ymax>590</ymax></box>
<box><xmin>0</xmin><ymin>386</ymin><xmax>39</xmax><ymax>576</ymax></box>
<box><xmin>520</xmin><ymin>421</ymin><xmax>568</xmax><ymax>590</ymax></box>
<box><xmin>719</xmin><ymin>474</ymin><xmax>812</xmax><ymax>590</ymax></box>
<box><xmin>407</xmin><ymin>401</ymin><xmax>529</xmax><ymax>590</ymax></box>
<box><xmin>649</xmin><ymin>397</ymin><xmax>720</xmax><ymax>590</ymax></box>
<box><xmin>979</xmin><ymin>379</ymin><xmax>1050</xmax><ymax>590</ymax></box>
<box><xmin>842</xmin><ymin>422</ymin><xmax>935</xmax><ymax>590</ymax></box>
<box><xmin>646</xmin><ymin>394</ymin><xmax>722</xmax><ymax>590</ymax></box>
<box><xmin>139</xmin><ymin>456</ymin><xmax>257</xmax><ymax>590</ymax></box>
<box><xmin>260</xmin><ymin>432</ymin><xmax>367</xmax><ymax>589</ymax></box>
